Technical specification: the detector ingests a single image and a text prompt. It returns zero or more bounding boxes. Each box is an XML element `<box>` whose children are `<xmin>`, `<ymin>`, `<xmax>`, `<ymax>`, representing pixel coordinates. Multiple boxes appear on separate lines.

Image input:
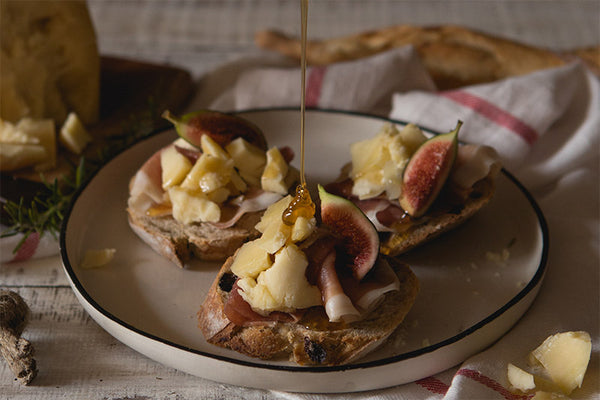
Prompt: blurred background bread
<box><xmin>255</xmin><ymin>25</ymin><xmax>599</xmax><ymax>90</ymax></box>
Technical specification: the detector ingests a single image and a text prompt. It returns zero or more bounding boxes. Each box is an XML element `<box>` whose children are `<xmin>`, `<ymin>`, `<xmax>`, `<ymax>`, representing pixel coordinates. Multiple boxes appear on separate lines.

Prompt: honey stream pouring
<box><xmin>282</xmin><ymin>0</ymin><xmax>315</xmax><ymax>226</ymax></box>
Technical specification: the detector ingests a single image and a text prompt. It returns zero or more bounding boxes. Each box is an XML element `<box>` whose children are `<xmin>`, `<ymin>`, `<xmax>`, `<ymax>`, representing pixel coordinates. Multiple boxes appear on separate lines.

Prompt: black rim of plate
<box><xmin>59</xmin><ymin>107</ymin><xmax>549</xmax><ymax>373</ymax></box>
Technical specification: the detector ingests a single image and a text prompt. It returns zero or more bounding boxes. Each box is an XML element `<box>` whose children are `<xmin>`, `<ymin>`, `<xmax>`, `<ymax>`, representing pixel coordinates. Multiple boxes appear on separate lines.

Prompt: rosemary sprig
<box><xmin>1</xmin><ymin>98</ymin><xmax>160</xmax><ymax>254</ymax></box>
<box><xmin>1</xmin><ymin>159</ymin><xmax>86</xmax><ymax>251</ymax></box>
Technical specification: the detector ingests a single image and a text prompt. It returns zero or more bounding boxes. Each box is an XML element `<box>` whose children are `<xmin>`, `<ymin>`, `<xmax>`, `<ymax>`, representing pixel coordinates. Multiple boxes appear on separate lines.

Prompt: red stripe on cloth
<box><xmin>306</xmin><ymin>66</ymin><xmax>327</xmax><ymax>107</ymax></box>
<box><xmin>12</xmin><ymin>232</ymin><xmax>40</xmax><ymax>262</ymax></box>
<box><xmin>415</xmin><ymin>376</ymin><xmax>450</xmax><ymax>395</ymax></box>
<box><xmin>457</xmin><ymin>369</ymin><xmax>533</xmax><ymax>400</ymax></box>
<box><xmin>440</xmin><ymin>90</ymin><xmax>539</xmax><ymax>145</ymax></box>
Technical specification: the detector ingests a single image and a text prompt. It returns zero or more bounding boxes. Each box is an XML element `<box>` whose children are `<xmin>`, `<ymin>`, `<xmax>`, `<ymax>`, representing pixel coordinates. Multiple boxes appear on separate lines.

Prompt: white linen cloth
<box><xmin>197</xmin><ymin>46</ymin><xmax>599</xmax><ymax>399</ymax></box>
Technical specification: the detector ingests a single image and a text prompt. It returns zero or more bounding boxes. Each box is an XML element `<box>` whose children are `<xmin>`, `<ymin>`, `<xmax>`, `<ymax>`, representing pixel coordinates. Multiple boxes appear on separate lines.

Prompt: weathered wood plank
<box><xmin>0</xmin><ymin>286</ymin><xmax>273</xmax><ymax>399</ymax></box>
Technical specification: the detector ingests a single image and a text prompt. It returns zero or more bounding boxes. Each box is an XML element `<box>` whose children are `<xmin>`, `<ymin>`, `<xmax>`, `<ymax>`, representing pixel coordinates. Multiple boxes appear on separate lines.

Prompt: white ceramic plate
<box><xmin>61</xmin><ymin>109</ymin><xmax>548</xmax><ymax>393</ymax></box>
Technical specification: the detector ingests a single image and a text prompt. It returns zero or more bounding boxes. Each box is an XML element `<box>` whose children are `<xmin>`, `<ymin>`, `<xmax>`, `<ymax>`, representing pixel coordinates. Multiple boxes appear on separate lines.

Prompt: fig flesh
<box><xmin>318</xmin><ymin>184</ymin><xmax>379</xmax><ymax>280</ymax></box>
<box><xmin>162</xmin><ymin>110</ymin><xmax>267</xmax><ymax>151</ymax></box>
<box><xmin>399</xmin><ymin>121</ymin><xmax>461</xmax><ymax>218</ymax></box>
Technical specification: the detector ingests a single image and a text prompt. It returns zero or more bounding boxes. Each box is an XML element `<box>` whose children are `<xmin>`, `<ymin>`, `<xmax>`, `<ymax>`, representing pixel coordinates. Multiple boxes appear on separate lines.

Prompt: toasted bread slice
<box><xmin>127</xmin><ymin>205</ymin><xmax>261</xmax><ymax>268</ymax></box>
<box><xmin>380</xmin><ymin>175</ymin><xmax>495</xmax><ymax>257</ymax></box>
<box><xmin>198</xmin><ymin>255</ymin><xmax>419</xmax><ymax>365</ymax></box>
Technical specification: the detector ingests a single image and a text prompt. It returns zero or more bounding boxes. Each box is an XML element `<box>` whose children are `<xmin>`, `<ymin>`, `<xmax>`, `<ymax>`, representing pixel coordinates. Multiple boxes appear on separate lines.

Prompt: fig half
<box><xmin>318</xmin><ymin>184</ymin><xmax>379</xmax><ymax>280</ymax></box>
<box><xmin>163</xmin><ymin>110</ymin><xmax>268</xmax><ymax>151</ymax></box>
<box><xmin>399</xmin><ymin>121</ymin><xmax>461</xmax><ymax>218</ymax></box>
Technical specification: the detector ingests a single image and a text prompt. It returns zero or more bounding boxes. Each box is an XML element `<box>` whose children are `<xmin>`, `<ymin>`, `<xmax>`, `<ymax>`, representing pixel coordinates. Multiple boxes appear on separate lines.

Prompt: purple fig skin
<box><xmin>162</xmin><ymin>110</ymin><xmax>268</xmax><ymax>151</ymax></box>
<box><xmin>318</xmin><ymin>184</ymin><xmax>379</xmax><ymax>281</ymax></box>
<box><xmin>399</xmin><ymin>121</ymin><xmax>461</xmax><ymax>218</ymax></box>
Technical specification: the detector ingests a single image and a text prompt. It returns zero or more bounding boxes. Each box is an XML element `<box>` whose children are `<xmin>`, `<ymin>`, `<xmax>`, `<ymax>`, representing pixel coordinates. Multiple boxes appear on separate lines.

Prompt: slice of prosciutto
<box><xmin>128</xmin><ymin>146</ymin><xmax>166</xmax><ymax>213</ymax></box>
<box><xmin>340</xmin><ymin>258</ymin><xmax>400</xmax><ymax>312</ymax></box>
<box><xmin>224</xmin><ymin>280</ymin><xmax>303</xmax><ymax>327</ymax></box>
<box><xmin>451</xmin><ymin>144</ymin><xmax>501</xmax><ymax>189</ymax></box>
<box><xmin>212</xmin><ymin>188</ymin><xmax>283</xmax><ymax>229</ymax></box>
<box><xmin>306</xmin><ymin>237</ymin><xmax>361</xmax><ymax>323</ymax></box>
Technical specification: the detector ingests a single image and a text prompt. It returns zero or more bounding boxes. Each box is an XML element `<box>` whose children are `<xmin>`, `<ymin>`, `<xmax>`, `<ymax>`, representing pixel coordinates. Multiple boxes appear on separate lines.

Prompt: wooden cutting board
<box><xmin>1</xmin><ymin>56</ymin><xmax>194</xmax><ymax>213</ymax></box>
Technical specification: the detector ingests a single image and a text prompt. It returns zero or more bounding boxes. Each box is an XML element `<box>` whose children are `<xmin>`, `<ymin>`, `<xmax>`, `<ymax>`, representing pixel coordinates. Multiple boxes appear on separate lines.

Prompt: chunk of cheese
<box><xmin>200</xmin><ymin>134</ymin><xmax>230</xmax><ymax>160</ymax></box>
<box><xmin>507</xmin><ymin>363</ymin><xmax>536</xmax><ymax>392</ymax></box>
<box><xmin>261</xmin><ymin>147</ymin><xmax>289</xmax><ymax>195</ymax></box>
<box><xmin>59</xmin><ymin>112</ymin><xmax>91</xmax><ymax>155</ymax></box>
<box><xmin>0</xmin><ymin>142</ymin><xmax>47</xmax><ymax>171</ymax></box>
<box><xmin>255</xmin><ymin>196</ymin><xmax>292</xmax><ymax>233</ymax></box>
<box><xmin>180</xmin><ymin>153</ymin><xmax>234</xmax><ymax>193</ymax></box>
<box><xmin>230</xmin><ymin>241</ymin><xmax>272</xmax><ymax>279</ymax></box>
<box><xmin>0</xmin><ymin>117</ymin><xmax>55</xmax><ymax>170</ymax></box>
<box><xmin>238</xmin><ymin>244</ymin><xmax>321</xmax><ymax>314</ymax></box>
<box><xmin>529</xmin><ymin>331</ymin><xmax>591</xmax><ymax>395</ymax></box>
<box><xmin>81</xmin><ymin>248</ymin><xmax>116</xmax><ymax>269</ymax></box>
<box><xmin>168</xmin><ymin>186</ymin><xmax>220</xmax><ymax>223</ymax></box>
<box><xmin>350</xmin><ymin>123</ymin><xmax>420</xmax><ymax>200</ymax></box>
<box><xmin>226</xmin><ymin>137</ymin><xmax>266</xmax><ymax>186</ymax></box>
<box><xmin>161</xmin><ymin>145</ymin><xmax>192</xmax><ymax>189</ymax></box>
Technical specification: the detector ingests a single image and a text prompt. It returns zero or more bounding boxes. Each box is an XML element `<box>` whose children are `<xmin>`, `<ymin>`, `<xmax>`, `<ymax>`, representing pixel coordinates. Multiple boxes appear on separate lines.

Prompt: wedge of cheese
<box><xmin>0</xmin><ymin>0</ymin><xmax>100</xmax><ymax>125</ymax></box>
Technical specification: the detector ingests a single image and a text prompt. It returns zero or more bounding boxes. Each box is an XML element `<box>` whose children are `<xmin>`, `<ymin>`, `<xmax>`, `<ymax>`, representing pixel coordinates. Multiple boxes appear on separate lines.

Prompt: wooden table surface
<box><xmin>1</xmin><ymin>1</ymin><xmax>598</xmax><ymax>399</ymax></box>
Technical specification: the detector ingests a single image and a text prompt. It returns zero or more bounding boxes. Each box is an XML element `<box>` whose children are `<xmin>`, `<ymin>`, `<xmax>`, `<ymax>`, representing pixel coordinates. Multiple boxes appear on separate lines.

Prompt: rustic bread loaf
<box><xmin>198</xmin><ymin>255</ymin><xmax>419</xmax><ymax>365</ymax></box>
<box><xmin>255</xmin><ymin>25</ymin><xmax>599</xmax><ymax>89</ymax></box>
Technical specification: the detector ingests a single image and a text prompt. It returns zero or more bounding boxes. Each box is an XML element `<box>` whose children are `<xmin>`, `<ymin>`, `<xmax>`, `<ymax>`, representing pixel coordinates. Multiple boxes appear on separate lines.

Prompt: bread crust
<box><xmin>255</xmin><ymin>25</ymin><xmax>598</xmax><ymax>89</ymax></box>
<box><xmin>198</xmin><ymin>255</ymin><xmax>419</xmax><ymax>365</ymax></box>
<box><xmin>127</xmin><ymin>206</ymin><xmax>261</xmax><ymax>268</ymax></box>
<box><xmin>380</xmin><ymin>176</ymin><xmax>495</xmax><ymax>257</ymax></box>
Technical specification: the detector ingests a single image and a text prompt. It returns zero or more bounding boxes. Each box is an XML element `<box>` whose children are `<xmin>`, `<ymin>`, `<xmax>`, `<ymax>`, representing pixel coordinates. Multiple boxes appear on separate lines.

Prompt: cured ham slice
<box><xmin>451</xmin><ymin>144</ymin><xmax>501</xmax><ymax>189</ymax></box>
<box><xmin>224</xmin><ymin>281</ymin><xmax>303</xmax><ymax>327</ymax></box>
<box><xmin>341</xmin><ymin>259</ymin><xmax>400</xmax><ymax>312</ymax></box>
<box><xmin>213</xmin><ymin>189</ymin><xmax>283</xmax><ymax>228</ymax></box>
<box><xmin>127</xmin><ymin>147</ymin><xmax>165</xmax><ymax>213</ymax></box>
<box><xmin>306</xmin><ymin>238</ymin><xmax>361</xmax><ymax>323</ymax></box>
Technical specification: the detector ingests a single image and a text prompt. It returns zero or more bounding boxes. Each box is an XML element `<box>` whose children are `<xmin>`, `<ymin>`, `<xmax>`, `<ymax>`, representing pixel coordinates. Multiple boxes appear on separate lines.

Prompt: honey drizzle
<box><xmin>282</xmin><ymin>0</ymin><xmax>315</xmax><ymax>226</ymax></box>
<box><xmin>299</xmin><ymin>0</ymin><xmax>308</xmax><ymax>187</ymax></box>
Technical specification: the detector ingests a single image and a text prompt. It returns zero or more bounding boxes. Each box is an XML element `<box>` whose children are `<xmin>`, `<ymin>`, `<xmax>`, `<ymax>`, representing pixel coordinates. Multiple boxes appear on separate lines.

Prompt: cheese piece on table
<box><xmin>60</xmin><ymin>112</ymin><xmax>91</xmax><ymax>154</ymax></box>
<box><xmin>507</xmin><ymin>363</ymin><xmax>536</xmax><ymax>392</ymax></box>
<box><xmin>529</xmin><ymin>331</ymin><xmax>592</xmax><ymax>395</ymax></box>
<box><xmin>81</xmin><ymin>249</ymin><xmax>116</xmax><ymax>269</ymax></box>
<box><xmin>0</xmin><ymin>142</ymin><xmax>47</xmax><ymax>171</ymax></box>
<box><xmin>0</xmin><ymin>118</ymin><xmax>56</xmax><ymax>170</ymax></box>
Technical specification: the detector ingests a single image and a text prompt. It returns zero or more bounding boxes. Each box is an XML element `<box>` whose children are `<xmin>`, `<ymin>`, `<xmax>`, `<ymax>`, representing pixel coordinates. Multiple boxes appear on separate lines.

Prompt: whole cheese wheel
<box><xmin>0</xmin><ymin>0</ymin><xmax>100</xmax><ymax>125</ymax></box>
